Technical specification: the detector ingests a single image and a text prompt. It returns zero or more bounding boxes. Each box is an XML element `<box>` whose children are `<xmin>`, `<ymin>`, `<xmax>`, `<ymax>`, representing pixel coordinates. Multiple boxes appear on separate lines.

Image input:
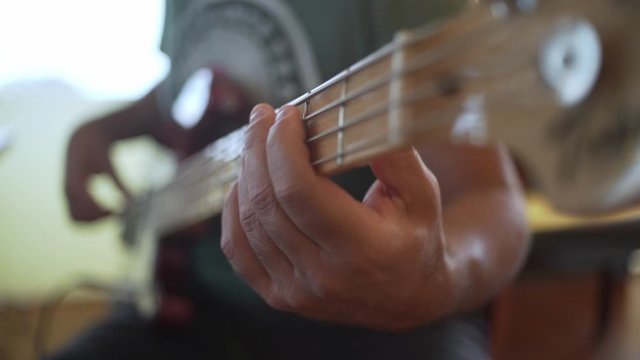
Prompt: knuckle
<box><xmin>247</xmin><ymin>236</ymin><xmax>272</xmax><ymax>262</ymax></box>
<box><xmin>242</xmin><ymin>124</ymin><xmax>261</xmax><ymax>152</ymax></box>
<box><xmin>249</xmin><ymin>184</ymin><xmax>277</xmax><ymax>216</ymax></box>
<box><xmin>239</xmin><ymin>206</ymin><xmax>260</xmax><ymax>234</ymax></box>
<box><xmin>310</xmin><ymin>271</ymin><xmax>345</xmax><ymax>300</ymax></box>
<box><xmin>274</xmin><ymin>183</ymin><xmax>307</xmax><ymax>211</ymax></box>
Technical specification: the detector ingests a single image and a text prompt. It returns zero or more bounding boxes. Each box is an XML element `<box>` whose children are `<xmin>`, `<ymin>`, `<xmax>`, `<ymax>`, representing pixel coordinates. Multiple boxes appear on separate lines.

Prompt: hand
<box><xmin>64</xmin><ymin>121</ymin><xmax>131</xmax><ymax>222</ymax></box>
<box><xmin>221</xmin><ymin>104</ymin><xmax>455</xmax><ymax>330</ymax></box>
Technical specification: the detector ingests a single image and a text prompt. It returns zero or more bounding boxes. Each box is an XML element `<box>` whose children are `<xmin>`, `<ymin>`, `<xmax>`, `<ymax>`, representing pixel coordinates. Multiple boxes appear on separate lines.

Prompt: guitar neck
<box><xmin>139</xmin><ymin>0</ymin><xmax>607</xmax><ymax>235</ymax></box>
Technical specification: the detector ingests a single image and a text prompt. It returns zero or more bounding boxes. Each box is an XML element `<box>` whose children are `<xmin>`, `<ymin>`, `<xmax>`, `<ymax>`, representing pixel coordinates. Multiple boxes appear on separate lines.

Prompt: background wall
<box><xmin>0</xmin><ymin>94</ymin><xmax>172</xmax><ymax>302</ymax></box>
<box><xmin>0</xmin><ymin>0</ymin><xmax>168</xmax><ymax>303</ymax></box>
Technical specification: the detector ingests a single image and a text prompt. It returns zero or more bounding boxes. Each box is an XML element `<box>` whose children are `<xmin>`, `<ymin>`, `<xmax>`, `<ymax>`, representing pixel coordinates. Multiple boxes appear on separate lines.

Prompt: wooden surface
<box><xmin>0</xmin><ymin>299</ymin><xmax>109</xmax><ymax>360</ymax></box>
<box><xmin>492</xmin><ymin>201</ymin><xmax>640</xmax><ymax>360</ymax></box>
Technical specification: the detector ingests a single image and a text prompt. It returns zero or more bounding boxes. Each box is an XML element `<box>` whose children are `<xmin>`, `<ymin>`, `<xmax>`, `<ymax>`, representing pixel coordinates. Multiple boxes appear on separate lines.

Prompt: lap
<box><xmin>47</xmin><ymin>301</ymin><xmax>488</xmax><ymax>360</ymax></box>
<box><xmin>45</xmin><ymin>303</ymin><xmax>226</xmax><ymax>360</ymax></box>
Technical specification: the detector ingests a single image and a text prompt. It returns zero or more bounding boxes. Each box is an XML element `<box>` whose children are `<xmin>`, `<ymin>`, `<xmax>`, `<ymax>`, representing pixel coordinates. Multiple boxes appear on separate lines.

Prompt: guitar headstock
<box><xmin>394</xmin><ymin>0</ymin><xmax>640</xmax><ymax>213</ymax></box>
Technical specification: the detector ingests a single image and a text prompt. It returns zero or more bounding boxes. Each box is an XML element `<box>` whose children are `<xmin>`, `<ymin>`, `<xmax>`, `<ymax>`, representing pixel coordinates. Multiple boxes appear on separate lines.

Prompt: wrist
<box><xmin>402</xmin><ymin>230</ymin><xmax>458</xmax><ymax>329</ymax></box>
<box><xmin>378</xmin><ymin>235</ymin><xmax>458</xmax><ymax>332</ymax></box>
<box><xmin>87</xmin><ymin>117</ymin><xmax>120</xmax><ymax>143</ymax></box>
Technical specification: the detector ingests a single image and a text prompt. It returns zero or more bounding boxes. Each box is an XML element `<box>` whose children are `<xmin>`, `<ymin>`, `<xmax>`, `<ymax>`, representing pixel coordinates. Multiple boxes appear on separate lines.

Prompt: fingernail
<box><xmin>276</xmin><ymin>106</ymin><xmax>292</xmax><ymax>122</ymax></box>
<box><xmin>250</xmin><ymin>105</ymin><xmax>267</xmax><ymax>123</ymax></box>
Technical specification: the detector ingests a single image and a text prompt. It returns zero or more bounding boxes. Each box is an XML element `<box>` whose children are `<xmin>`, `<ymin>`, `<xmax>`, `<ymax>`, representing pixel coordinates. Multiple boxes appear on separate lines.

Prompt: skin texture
<box><xmin>221</xmin><ymin>104</ymin><xmax>529</xmax><ymax>330</ymax></box>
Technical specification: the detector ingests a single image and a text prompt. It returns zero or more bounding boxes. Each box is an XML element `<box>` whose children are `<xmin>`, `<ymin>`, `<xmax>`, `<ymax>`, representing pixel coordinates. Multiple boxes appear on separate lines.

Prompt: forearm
<box><xmin>88</xmin><ymin>86</ymin><xmax>165</xmax><ymax>142</ymax></box>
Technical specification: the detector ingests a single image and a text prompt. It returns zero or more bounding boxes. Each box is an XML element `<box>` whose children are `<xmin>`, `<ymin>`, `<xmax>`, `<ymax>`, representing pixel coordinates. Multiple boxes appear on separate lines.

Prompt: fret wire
<box><xmin>179</xmin><ymin>15</ymin><xmax>500</xmax><ymax>180</ymax></box>
<box><xmin>311</xmin><ymin>101</ymin><xmax>464</xmax><ymax>167</ymax></box>
<box><xmin>302</xmin><ymin>98</ymin><xmax>310</xmax><ymax>119</ymax></box>
<box><xmin>306</xmin><ymin>74</ymin><xmax>446</xmax><ymax>144</ymax></box>
<box><xmin>286</xmin><ymin>15</ymin><xmax>470</xmax><ymax>109</ymax></box>
<box><xmin>307</xmin><ymin>97</ymin><xmax>393</xmax><ymax>143</ymax></box>
<box><xmin>289</xmin><ymin>42</ymin><xmax>397</xmax><ymax>108</ymax></box>
<box><xmin>165</xmin><ymin>22</ymin><xmax>511</xmax><ymax>206</ymax></box>
<box><xmin>163</xmin><ymin>13</ymin><xmax>507</xmax><ymax>203</ymax></box>
<box><xmin>305</xmin><ymin>25</ymin><xmax>513</xmax><ymax>145</ymax></box>
<box><xmin>149</xmin><ymin>9</ymin><xmax>525</xmax><ymax>232</ymax></box>
<box><xmin>165</xmin><ymin>50</ymin><xmax>523</xmax><ymax>201</ymax></box>
<box><xmin>312</xmin><ymin>134</ymin><xmax>388</xmax><ymax>166</ymax></box>
<box><xmin>337</xmin><ymin>78</ymin><xmax>347</xmax><ymax>165</ymax></box>
<box><xmin>300</xmin><ymin>17</ymin><xmax>500</xmax><ymax>124</ymax></box>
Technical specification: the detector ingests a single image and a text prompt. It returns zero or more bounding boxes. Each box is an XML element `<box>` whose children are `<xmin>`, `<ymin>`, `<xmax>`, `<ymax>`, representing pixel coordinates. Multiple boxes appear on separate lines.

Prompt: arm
<box><xmin>221</xmin><ymin>104</ymin><xmax>529</xmax><ymax>330</ymax></box>
<box><xmin>64</xmin><ymin>85</ymin><xmax>181</xmax><ymax>221</ymax></box>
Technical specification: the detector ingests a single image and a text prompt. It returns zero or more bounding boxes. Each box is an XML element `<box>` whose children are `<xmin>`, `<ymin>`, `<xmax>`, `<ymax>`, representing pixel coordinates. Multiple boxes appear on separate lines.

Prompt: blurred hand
<box><xmin>221</xmin><ymin>104</ymin><xmax>454</xmax><ymax>330</ymax></box>
<box><xmin>64</xmin><ymin>122</ymin><xmax>131</xmax><ymax>222</ymax></box>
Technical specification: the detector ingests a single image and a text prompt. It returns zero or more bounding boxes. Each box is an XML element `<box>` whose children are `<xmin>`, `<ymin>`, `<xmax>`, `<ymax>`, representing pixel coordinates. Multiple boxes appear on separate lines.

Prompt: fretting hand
<box><xmin>221</xmin><ymin>104</ymin><xmax>458</xmax><ymax>330</ymax></box>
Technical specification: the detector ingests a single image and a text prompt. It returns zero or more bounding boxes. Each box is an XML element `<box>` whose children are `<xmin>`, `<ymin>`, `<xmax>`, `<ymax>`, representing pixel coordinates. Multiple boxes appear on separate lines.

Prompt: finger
<box><xmin>265</xmin><ymin>105</ymin><xmax>381</xmax><ymax>249</ymax></box>
<box><xmin>65</xmin><ymin>175</ymin><xmax>112</xmax><ymax>221</ymax></box>
<box><xmin>105</xmin><ymin>161</ymin><xmax>132</xmax><ymax>201</ymax></box>
<box><xmin>221</xmin><ymin>183</ymin><xmax>272</xmax><ymax>297</ymax></box>
<box><xmin>243</xmin><ymin>104</ymin><xmax>319</xmax><ymax>267</ymax></box>
<box><xmin>238</xmin><ymin>153</ymin><xmax>294</xmax><ymax>287</ymax></box>
<box><xmin>369</xmin><ymin>147</ymin><xmax>441</xmax><ymax>218</ymax></box>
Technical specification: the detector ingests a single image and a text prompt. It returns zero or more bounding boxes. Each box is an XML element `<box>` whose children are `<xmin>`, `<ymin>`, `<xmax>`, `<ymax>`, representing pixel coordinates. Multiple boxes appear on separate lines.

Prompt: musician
<box><xmin>52</xmin><ymin>0</ymin><xmax>529</xmax><ymax>359</ymax></box>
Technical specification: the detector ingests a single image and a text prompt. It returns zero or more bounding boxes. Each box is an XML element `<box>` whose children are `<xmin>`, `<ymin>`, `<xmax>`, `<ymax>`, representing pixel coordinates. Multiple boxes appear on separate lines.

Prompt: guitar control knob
<box><xmin>539</xmin><ymin>18</ymin><xmax>602</xmax><ymax>106</ymax></box>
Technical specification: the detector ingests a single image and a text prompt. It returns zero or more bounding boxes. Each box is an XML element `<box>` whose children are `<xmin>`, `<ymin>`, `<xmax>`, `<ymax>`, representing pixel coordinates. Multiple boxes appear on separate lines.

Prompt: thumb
<box><xmin>369</xmin><ymin>147</ymin><xmax>441</xmax><ymax>216</ymax></box>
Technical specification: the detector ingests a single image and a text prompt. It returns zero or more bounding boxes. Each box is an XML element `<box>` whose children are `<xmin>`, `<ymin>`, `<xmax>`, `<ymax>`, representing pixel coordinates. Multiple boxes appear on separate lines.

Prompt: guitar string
<box><xmin>285</xmin><ymin>6</ymin><xmax>490</xmax><ymax>114</ymax></box>
<box><xmin>172</xmin><ymin>12</ymin><xmax>502</xmax><ymax>183</ymax></box>
<box><xmin>154</xmin><ymin>172</ymin><xmax>239</xmax><ymax>226</ymax></box>
<box><xmin>165</xmin><ymin>48</ymin><xmax>536</xmax><ymax>211</ymax></box>
<box><xmin>159</xmin><ymin>97</ymin><xmax>463</xmax><ymax>221</ymax></box>
<box><xmin>304</xmin><ymin>26</ymin><xmax>526</xmax><ymax>146</ymax></box>
<box><xmin>154</xmin><ymin>13</ymin><xmax>523</xmax><ymax>210</ymax></box>
<box><xmin>163</xmin><ymin>64</ymin><xmax>520</xmax><ymax>222</ymax></box>
<box><xmin>161</xmin><ymin>59</ymin><xmax>512</xmax><ymax>205</ymax></box>
<box><xmin>298</xmin><ymin>15</ymin><xmax>500</xmax><ymax>125</ymax></box>
<box><xmin>134</xmin><ymin>14</ymin><xmax>486</xmax><ymax>202</ymax></box>
<box><xmin>310</xmin><ymin>92</ymin><xmax>470</xmax><ymax>166</ymax></box>
<box><xmin>161</xmin><ymin>35</ymin><xmax>529</xmax><ymax>203</ymax></box>
<box><xmin>167</xmin><ymin>7</ymin><xmax>498</xmax><ymax>183</ymax></box>
<box><xmin>178</xmin><ymin>16</ymin><xmax>505</xmax><ymax>180</ymax></box>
